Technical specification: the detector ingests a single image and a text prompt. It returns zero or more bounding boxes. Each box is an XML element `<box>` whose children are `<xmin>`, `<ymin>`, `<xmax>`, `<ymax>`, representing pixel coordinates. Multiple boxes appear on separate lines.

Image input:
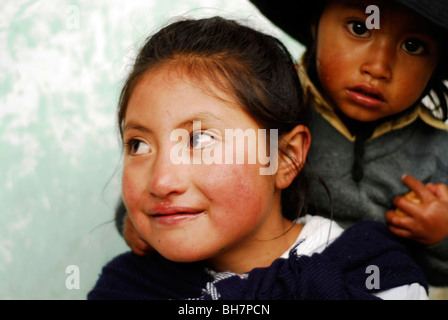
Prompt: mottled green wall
<box><xmin>0</xmin><ymin>0</ymin><xmax>303</xmax><ymax>299</ymax></box>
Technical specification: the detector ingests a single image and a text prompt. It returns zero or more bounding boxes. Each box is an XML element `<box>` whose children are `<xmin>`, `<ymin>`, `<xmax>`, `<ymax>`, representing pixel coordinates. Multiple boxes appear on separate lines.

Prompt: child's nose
<box><xmin>360</xmin><ymin>40</ymin><xmax>394</xmax><ymax>81</ymax></box>
<box><xmin>148</xmin><ymin>150</ymin><xmax>188</xmax><ymax>199</ymax></box>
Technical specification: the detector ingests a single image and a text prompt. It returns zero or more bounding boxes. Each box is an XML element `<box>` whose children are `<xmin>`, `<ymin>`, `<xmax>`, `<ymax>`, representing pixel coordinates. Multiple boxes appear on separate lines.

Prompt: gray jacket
<box><xmin>306</xmin><ymin>106</ymin><xmax>448</xmax><ymax>286</ymax></box>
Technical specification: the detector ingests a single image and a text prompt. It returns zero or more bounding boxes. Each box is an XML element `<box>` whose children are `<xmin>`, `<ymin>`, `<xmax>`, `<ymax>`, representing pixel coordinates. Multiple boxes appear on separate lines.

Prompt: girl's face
<box><xmin>122</xmin><ymin>65</ymin><xmax>299</xmax><ymax>273</ymax></box>
<box><xmin>315</xmin><ymin>0</ymin><xmax>440</xmax><ymax>122</ymax></box>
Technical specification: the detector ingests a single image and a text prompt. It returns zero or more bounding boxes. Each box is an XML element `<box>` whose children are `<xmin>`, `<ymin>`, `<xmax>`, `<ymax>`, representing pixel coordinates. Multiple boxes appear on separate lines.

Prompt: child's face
<box><xmin>121</xmin><ymin>65</ymin><xmax>290</xmax><ymax>270</ymax></box>
<box><xmin>315</xmin><ymin>0</ymin><xmax>440</xmax><ymax>122</ymax></box>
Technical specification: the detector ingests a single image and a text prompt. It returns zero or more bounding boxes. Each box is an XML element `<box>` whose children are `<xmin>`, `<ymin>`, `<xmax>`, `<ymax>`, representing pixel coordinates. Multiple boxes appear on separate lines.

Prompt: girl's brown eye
<box><xmin>129</xmin><ymin>140</ymin><xmax>151</xmax><ymax>155</ymax></box>
<box><xmin>189</xmin><ymin>132</ymin><xmax>215</xmax><ymax>149</ymax></box>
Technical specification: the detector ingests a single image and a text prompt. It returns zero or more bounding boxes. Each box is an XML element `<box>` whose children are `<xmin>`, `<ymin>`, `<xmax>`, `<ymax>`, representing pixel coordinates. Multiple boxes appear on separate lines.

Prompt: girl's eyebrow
<box><xmin>123</xmin><ymin>122</ymin><xmax>152</xmax><ymax>134</ymax></box>
<box><xmin>123</xmin><ymin>112</ymin><xmax>223</xmax><ymax>134</ymax></box>
<box><xmin>176</xmin><ymin>112</ymin><xmax>223</xmax><ymax>130</ymax></box>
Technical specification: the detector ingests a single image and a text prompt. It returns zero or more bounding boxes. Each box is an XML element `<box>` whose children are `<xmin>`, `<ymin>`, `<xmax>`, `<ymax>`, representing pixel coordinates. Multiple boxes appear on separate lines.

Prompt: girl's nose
<box><xmin>148</xmin><ymin>149</ymin><xmax>188</xmax><ymax>199</ymax></box>
<box><xmin>360</xmin><ymin>40</ymin><xmax>394</xmax><ymax>81</ymax></box>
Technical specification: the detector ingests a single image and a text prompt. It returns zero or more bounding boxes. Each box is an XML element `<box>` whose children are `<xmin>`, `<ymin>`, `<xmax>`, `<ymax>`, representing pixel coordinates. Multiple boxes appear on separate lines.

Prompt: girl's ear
<box><xmin>275</xmin><ymin>125</ymin><xmax>311</xmax><ymax>190</ymax></box>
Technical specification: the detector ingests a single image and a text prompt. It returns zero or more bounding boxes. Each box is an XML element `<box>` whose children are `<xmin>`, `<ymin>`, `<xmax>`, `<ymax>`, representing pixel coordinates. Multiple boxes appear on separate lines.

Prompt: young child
<box><xmin>89</xmin><ymin>17</ymin><xmax>428</xmax><ymax>300</ymax></box>
<box><xmin>249</xmin><ymin>0</ymin><xmax>448</xmax><ymax>286</ymax></box>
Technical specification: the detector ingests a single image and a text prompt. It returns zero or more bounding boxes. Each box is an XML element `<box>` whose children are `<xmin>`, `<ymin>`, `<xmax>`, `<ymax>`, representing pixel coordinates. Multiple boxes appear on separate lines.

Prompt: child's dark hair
<box><xmin>117</xmin><ymin>16</ymin><xmax>312</xmax><ymax>221</ymax></box>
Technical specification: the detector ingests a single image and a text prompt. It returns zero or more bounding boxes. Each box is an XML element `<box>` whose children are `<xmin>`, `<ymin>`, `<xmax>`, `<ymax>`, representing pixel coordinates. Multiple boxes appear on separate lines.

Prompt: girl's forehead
<box><xmin>127</xmin><ymin>65</ymin><xmax>252</xmax><ymax>125</ymax></box>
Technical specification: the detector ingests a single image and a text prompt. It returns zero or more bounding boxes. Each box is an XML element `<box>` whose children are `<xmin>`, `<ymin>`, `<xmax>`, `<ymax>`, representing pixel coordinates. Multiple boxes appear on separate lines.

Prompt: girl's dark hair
<box><xmin>303</xmin><ymin>2</ymin><xmax>448</xmax><ymax>121</ymax></box>
<box><xmin>117</xmin><ymin>16</ymin><xmax>312</xmax><ymax>221</ymax></box>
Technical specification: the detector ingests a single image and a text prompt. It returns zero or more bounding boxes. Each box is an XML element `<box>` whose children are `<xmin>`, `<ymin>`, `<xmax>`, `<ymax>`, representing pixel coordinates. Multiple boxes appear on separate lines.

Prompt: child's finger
<box><xmin>426</xmin><ymin>183</ymin><xmax>448</xmax><ymax>201</ymax></box>
<box><xmin>131</xmin><ymin>240</ymin><xmax>152</xmax><ymax>256</ymax></box>
<box><xmin>393</xmin><ymin>194</ymin><xmax>422</xmax><ymax>218</ymax></box>
<box><xmin>401</xmin><ymin>174</ymin><xmax>436</xmax><ymax>202</ymax></box>
<box><xmin>386</xmin><ymin>209</ymin><xmax>415</xmax><ymax>228</ymax></box>
<box><xmin>388</xmin><ymin>224</ymin><xmax>413</xmax><ymax>239</ymax></box>
<box><xmin>386</xmin><ymin>210</ymin><xmax>414</xmax><ymax>237</ymax></box>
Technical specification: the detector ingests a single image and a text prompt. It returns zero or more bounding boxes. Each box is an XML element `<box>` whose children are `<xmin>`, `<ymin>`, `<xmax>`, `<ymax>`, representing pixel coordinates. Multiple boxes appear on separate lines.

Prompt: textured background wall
<box><xmin>0</xmin><ymin>0</ymin><xmax>303</xmax><ymax>299</ymax></box>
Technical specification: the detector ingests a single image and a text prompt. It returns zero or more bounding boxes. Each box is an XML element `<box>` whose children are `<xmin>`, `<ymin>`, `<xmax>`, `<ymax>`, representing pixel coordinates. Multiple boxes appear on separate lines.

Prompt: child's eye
<box><xmin>127</xmin><ymin>139</ymin><xmax>151</xmax><ymax>155</ymax></box>
<box><xmin>190</xmin><ymin>132</ymin><xmax>215</xmax><ymax>149</ymax></box>
<box><xmin>401</xmin><ymin>39</ymin><xmax>427</xmax><ymax>55</ymax></box>
<box><xmin>346</xmin><ymin>20</ymin><xmax>370</xmax><ymax>38</ymax></box>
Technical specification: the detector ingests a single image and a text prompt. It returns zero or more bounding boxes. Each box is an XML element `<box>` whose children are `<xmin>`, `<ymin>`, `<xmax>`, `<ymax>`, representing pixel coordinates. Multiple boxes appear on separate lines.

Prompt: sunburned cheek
<box><xmin>318</xmin><ymin>53</ymin><xmax>346</xmax><ymax>85</ymax></box>
<box><xmin>236</xmin><ymin>176</ymin><xmax>261</xmax><ymax>206</ymax></box>
<box><xmin>317</xmin><ymin>61</ymin><xmax>336</xmax><ymax>89</ymax></box>
<box><xmin>205</xmin><ymin>165</ymin><xmax>265</xmax><ymax>219</ymax></box>
<box><xmin>209</xmin><ymin>164</ymin><xmax>250</xmax><ymax>190</ymax></box>
<box><xmin>121</xmin><ymin>173</ymin><xmax>141</xmax><ymax>211</ymax></box>
<box><xmin>396</xmin><ymin>75</ymin><xmax>428</xmax><ymax>103</ymax></box>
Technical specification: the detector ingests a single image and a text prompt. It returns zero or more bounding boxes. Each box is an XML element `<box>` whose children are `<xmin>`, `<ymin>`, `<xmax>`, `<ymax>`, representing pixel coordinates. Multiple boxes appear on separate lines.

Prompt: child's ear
<box><xmin>275</xmin><ymin>125</ymin><xmax>311</xmax><ymax>190</ymax></box>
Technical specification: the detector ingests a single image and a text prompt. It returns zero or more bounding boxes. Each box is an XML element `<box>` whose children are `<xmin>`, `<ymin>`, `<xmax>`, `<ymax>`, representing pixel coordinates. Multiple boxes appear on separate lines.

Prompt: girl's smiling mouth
<box><xmin>346</xmin><ymin>85</ymin><xmax>385</xmax><ymax>109</ymax></box>
<box><xmin>149</xmin><ymin>206</ymin><xmax>206</xmax><ymax>226</ymax></box>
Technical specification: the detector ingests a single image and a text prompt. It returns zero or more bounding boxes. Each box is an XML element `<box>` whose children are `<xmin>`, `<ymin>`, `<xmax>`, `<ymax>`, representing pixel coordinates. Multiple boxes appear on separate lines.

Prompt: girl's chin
<box><xmin>156</xmin><ymin>245</ymin><xmax>214</xmax><ymax>263</ymax></box>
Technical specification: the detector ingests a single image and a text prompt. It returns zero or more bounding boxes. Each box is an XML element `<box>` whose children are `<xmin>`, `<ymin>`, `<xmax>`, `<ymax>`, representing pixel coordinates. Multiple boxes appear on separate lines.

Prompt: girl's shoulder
<box><xmin>88</xmin><ymin>251</ymin><xmax>209</xmax><ymax>300</ymax></box>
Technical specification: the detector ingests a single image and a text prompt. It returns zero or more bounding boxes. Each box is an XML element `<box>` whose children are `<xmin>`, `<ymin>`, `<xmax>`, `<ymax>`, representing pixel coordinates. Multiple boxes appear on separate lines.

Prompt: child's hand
<box><xmin>123</xmin><ymin>215</ymin><xmax>153</xmax><ymax>256</ymax></box>
<box><xmin>385</xmin><ymin>175</ymin><xmax>448</xmax><ymax>246</ymax></box>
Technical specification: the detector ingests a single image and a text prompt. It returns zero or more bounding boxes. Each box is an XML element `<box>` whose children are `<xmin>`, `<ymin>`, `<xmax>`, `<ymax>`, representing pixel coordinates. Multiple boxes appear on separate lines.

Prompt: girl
<box><xmin>249</xmin><ymin>0</ymin><xmax>448</xmax><ymax>286</ymax></box>
<box><xmin>89</xmin><ymin>17</ymin><xmax>428</xmax><ymax>299</ymax></box>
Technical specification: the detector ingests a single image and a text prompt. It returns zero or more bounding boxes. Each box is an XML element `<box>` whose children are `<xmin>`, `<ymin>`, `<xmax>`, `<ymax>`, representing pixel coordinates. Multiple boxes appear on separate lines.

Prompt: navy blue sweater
<box><xmin>88</xmin><ymin>221</ymin><xmax>427</xmax><ymax>300</ymax></box>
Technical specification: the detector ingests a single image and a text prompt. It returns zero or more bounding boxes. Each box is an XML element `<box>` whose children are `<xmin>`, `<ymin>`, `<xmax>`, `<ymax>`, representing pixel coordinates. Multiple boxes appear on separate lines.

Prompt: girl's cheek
<box><xmin>122</xmin><ymin>167</ymin><xmax>142</xmax><ymax>211</ymax></box>
<box><xmin>204</xmin><ymin>164</ymin><xmax>266</xmax><ymax>214</ymax></box>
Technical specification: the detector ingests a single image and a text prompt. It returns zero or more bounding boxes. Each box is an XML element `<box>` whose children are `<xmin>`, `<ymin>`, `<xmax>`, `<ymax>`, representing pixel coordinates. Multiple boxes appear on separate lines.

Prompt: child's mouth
<box><xmin>150</xmin><ymin>206</ymin><xmax>206</xmax><ymax>226</ymax></box>
<box><xmin>346</xmin><ymin>86</ymin><xmax>385</xmax><ymax>108</ymax></box>
<box><xmin>152</xmin><ymin>211</ymin><xmax>204</xmax><ymax>225</ymax></box>
<box><xmin>353</xmin><ymin>89</ymin><xmax>382</xmax><ymax>100</ymax></box>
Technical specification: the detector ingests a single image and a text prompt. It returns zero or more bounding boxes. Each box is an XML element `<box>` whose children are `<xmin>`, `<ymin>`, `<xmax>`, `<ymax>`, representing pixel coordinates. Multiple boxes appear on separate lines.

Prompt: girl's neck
<box><xmin>208</xmin><ymin>222</ymin><xmax>303</xmax><ymax>274</ymax></box>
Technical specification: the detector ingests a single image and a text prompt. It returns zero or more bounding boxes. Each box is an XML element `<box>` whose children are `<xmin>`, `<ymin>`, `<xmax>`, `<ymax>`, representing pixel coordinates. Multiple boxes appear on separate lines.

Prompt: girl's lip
<box><xmin>151</xmin><ymin>211</ymin><xmax>205</xmax><ymax>226</ymax></box>
<box><xmin>150</xmin><ymin>206</ymin><xmax>204</xmax><ymax>215</ymax></box>
<box><xmin>149</xmin><ymin>206</ymin><xmax>206</xmax><ymax>226</ymax></box>
<box><xmin>346</xmin><ymin>85</ymin><xmax>385</xmax><ymax>109</ymax></box>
